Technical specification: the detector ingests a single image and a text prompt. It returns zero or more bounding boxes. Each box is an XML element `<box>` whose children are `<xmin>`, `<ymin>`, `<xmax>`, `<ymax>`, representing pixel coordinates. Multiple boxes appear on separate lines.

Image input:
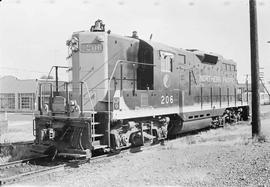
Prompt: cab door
<box><xmin>176</xmin><ymin>54</ymin><xmax>187</xmax><ymax>113</ymax></box>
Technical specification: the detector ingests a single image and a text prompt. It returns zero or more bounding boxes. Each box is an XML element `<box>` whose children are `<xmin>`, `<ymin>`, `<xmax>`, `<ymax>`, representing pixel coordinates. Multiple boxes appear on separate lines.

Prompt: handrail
<box><xmin>82</xmin><ymin>62</ymin><xmax>107</xmax><ymax>82</ymax></box>
<box><xmin>82</xmin><ymin>50</ymin><xmax>123</xmax><ymax>82</ymax></box>
<box><xmin>84</xmin><ymin>59</ymin><xmax>155</xmax><ymax>108</ymax></box>
<box><xmin>75</xmin><ymin>59</ymin><xmax>155</xmax><ymax>148</ymax></box>
<box><xmin>87</xmin><ymin>60</ymin><xmax>155</xmax><ymax>93</ymax></box>
<box><xmin>86</xmin><ymin>78</ymin><xmax>109</xmax><ymax>93</ymax></box>
<box><xmin>107</xmin><ymin>60</ymin><xmax>156</xmax><ymax>147</ymax></box>
<box><xmin>178</xmin><ymin>66</ymin><xmax>198</xmax><ymax>85</ymax></box>
<box><xmin>62</xmin><ymin>81</ymin><xmax>95</xmax><ymax>113</ymax></box>
<box><xmin>37</xmin><ymin>82</ymin><xmax>53</xmax><ymax>114</ymax></box>
<box><xmin>82</xmin><ymin>81</ymin><xmax>95</xmax><ymax>111</ymax></box>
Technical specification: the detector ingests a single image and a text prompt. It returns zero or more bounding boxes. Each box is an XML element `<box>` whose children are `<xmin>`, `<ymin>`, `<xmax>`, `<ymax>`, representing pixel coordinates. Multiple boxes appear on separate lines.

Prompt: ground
<box><xmin>2</xmin><ymin>106</ymin><xmax>270</xmax><ymax>186</ymax></box>
<box><xmin>0</xmin><ymin>113</ymin><xmax>34</xmax><ymax>143</ymax></box>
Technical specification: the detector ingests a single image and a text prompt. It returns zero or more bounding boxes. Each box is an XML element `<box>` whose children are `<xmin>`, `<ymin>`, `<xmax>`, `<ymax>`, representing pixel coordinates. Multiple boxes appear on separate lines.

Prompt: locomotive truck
<box><xmin>32</xmin><ymin>20</ymin><xmax>249</xmax><ymax>159</ymax></box>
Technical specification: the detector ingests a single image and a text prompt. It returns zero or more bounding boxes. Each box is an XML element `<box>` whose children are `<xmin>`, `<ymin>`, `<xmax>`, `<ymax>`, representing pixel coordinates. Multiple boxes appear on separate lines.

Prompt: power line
<box><xmin>1</xmin><ymin>0</ymin><xmax>267</xmax><ymax>6</ymax></box>
<box><xmin>0</xmin><ymin>67</ymin><xmax>49</xmax><ymax>74</ymax></box>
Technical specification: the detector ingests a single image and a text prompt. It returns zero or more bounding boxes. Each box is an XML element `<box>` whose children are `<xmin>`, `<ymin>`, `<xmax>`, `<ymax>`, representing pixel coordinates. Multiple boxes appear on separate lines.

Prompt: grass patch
<box><xmin>0</xmin><ymin>144</ymin><xmax>34</xmax><ymax>163</ymax></box>
<box><xmin>261</xmin><ymin>111</ymin><xmax>270</xmax><ymax>119</ymax></box>
<box><xmin>242</xmin><ymin>136</ymin><xmax>252</xmax><ymax>145</ymax></box>
<box><xmin>185</xmin><ymin>136</ymin><xmax>197</xmax><ymax>145</ymax></box>
<box><xmin>9</xmin><ymin>144</ymin><xmax>34</xmax><ymax>162</ymax></box>
<box><xmin>7</xmin><ymin>128</ymin><xmax>22</xmax><ymax>133</ymax></box>
<box><xmin>252</xmin><ymin>134</ymin><xmax>268</xmax><ymax>143</ymax></box>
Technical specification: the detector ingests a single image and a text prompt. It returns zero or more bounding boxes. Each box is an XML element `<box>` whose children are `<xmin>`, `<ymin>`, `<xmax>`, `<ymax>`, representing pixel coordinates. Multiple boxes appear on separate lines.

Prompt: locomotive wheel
<box><xmin>130</xmin><ymin>132</ymin><xmax>143</xmax><ymax>147</ymax></box>
<box><xmin>151</xmin><ymin>129</ymin><xmax>159</xmax><ymax>144</ymax></box>
<box><xmin>219</xmin><ymin>117</ymin><xmax>224</xmax><ymax>127</ymax></box>
<box><xmin>167</xmin><ymin>115</ymin><xmax>182</xmax><ymax>139</ymax></box>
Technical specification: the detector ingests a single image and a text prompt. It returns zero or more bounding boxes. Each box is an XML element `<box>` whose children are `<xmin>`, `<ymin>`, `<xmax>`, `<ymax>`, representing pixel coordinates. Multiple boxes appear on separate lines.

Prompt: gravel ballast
<box><xmin>18</xmin><ymin>117</ymin><xmax>270</xmax><ymax>187</ymax></box>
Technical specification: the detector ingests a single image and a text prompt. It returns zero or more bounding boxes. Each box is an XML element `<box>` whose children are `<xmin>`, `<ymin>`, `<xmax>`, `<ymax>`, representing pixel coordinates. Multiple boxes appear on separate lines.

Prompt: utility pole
<box><xmin>249</xmin><ymin>0</ymin><xmax>261</xmax><ymax>138</ymax></box>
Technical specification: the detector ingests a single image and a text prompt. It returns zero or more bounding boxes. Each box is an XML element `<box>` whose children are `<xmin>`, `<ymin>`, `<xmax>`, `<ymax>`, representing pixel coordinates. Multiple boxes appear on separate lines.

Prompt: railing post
<box><xmin>86</xmin><ymin>121</ymin><xmax>92</xmax><ymax>145</ymax></box>
<box><xmin>189</xmin><ymin>71</ymin><xmax>191</xmax><ymax>95</ymax></box>
<box><xmin>150</xmin><ymin>122</ymin><xmax>153</xmax><ymax>136</ymax></box>
<box><xmin>113</xmin><ymin>77</ymin><xmax>116</xmax><ymax>90</ymax></box>
<box><xmin>141</xmin><ymin>122</ymin><xmax>144</xmax><ymax>146</ymax></box>
<box><xmin>65</xmin><ymin>82</ymin><xmax>70</xmax><ymax>116</ymax></box>
<box><xmin>38</xmin><ymin>84</ymin><xmax>42</xmax><ymax>115</ymax></box>
<box><xmin>200</xmin><ymin>87</ymin><xmax>203</xmax><ymax>109</ymax></box>
<box><xmin>120</xmin><ymin>63</ymin><xmax>123</xmax><ymax>91</ymax></box>
<box><xmin>246</xmin><ymin>77</ymin><xmax>249</xmax><ymax>104</ymax></box>
<box><xmin>49</xmin><ymin>83</ymin><xmax>53</xmax><ymax>112</ymax></box>
<box><xmin>55</xmin><ymin>66</ymin><xmax>59</xmax><ymax>96</ymax></box>
<box><xmin>219</xmin><ymin>87</ymin><xmax>222</xmax><ymax>108</ymax></box>
<box><xmin>241</xmin><ymin>88</ymin><xmax>243</xmax><ymax>105</ymax></box>
<box><xmin>227</xmin><ymin>87</ymin><xmax>230</xmax><ymax>106</ymax></box>
<box><xmin>210</xmin><ymin>87</ymin><xmax>213</xmax><ymax>108</ymax></box>
<box><xmin>133</xmin><ymin>63</ymin><xmax>136</xmax><ymax>96</ymax></box>
<box><xmin>80</xmin><ymin>82</ymin><xmax>83</xmax><ymax>116</ymax></box>
<box><xmin>234</xmin><ymin>87</ymin><xmax>237</xmax><ymax>106</ymax></box>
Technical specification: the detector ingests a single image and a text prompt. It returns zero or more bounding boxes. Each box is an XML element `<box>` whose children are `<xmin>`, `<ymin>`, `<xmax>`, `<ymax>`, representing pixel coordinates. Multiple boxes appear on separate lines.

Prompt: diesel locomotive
<box><xmin>32</xmin><ymin>20</ymin><xmax>249</xmax><ymax>159</ymax></box>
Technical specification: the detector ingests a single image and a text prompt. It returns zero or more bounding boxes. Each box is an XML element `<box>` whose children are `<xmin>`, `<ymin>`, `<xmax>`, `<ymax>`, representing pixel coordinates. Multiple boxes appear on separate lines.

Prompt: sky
<box><xmin>0</xmin><ymin>0</ymin><xmax>269</xmax><ymax>83</ymax></box>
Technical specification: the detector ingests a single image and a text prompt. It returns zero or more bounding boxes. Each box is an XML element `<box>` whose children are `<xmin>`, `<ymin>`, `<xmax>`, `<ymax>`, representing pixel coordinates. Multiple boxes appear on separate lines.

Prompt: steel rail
<box><xmin>0</xmin><ymin>119</ymin><xmax>249</xmax><ymax>185</ymax></box>
<box><xmin>88</xmin><ymin>142</ymin><xmax>163</xmax><ymax>165</ymax></box>
<box><xmin>0</xmin><ymin>156</ymin><xmax>47</xmax><ymax>170</ymax></box>
<box><xmin>0</xmin><ymin>140</ymin><xmax>34</xmax><ymax>147</ymax></box>
<box><xmin>0</xmin><ymin>114</ymin><xmax>251</xmax><ymax>185</ymax></box>
<box><xmin>0</xmin><ymin>164</ymin><xmax>65</xmax><ymax>185</ymax></box>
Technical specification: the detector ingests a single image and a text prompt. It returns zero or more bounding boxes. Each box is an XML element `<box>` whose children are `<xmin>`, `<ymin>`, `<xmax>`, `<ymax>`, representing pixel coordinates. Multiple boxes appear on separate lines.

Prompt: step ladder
<box><xmin>89</xmin><ymin>112</ymin><xmax>108</xmax><ymax>150</ymax></box>
<box><xmin>82</xmin><ymin>83</ymin><xmax>108</xmax><ymax>150</ymax></box>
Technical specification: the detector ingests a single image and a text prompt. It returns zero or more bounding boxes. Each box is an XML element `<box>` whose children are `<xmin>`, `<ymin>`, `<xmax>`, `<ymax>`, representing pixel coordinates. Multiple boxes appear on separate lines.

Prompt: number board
<box><xmin>80</xmin><ymin>43</ymin><xmax>103</xmax><ymax>53</ymax></box>
<box><xmin>161</xmin><ymin>95</ymin><xmax>174</xmax><ymax>105</ymax></box>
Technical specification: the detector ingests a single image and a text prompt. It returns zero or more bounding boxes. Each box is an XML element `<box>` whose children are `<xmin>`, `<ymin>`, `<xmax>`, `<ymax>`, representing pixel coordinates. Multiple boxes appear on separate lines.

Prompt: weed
<box><xmin>253</xmin><ymin>134</ymin><xmax>268</xmax><ymax>143</ymax></box>
<box><xmin>198</xmin><ymin>137</ymin><xmax>207</xmax><ymax>143</ymax></box>
<box><xmin>8</xmin><ymin>144</ymin><xmax>33</xmax><ymax>162</ymax></box>
<box><xmin>7</xmin><ymin>128</ymin><xmax>22</xmax><ymax>133</ymax></box>
<box><xmin>186</xmin><ymin>136</ymin><xmax>196</xmax><ymax>145</ymax></box>
<box><xmin>0</xmin><ymin>144</ymin><xmax>34</xmax><ymax>162</ymax></box>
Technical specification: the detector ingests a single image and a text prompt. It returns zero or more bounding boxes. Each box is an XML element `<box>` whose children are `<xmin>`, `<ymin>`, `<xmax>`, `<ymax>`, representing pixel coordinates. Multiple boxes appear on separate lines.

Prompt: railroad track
<box><xmin>0</xmin><ymin>140</ymin><xmax>34</xmax><ymax>155</ymax></box>
<box><xmin>0</xmin><ymin>141</ymin><xmax>164</xmax><ymax>185</ymax></box>
<box><xmin>0</xmin><ymin>141</ymin><xmax>34</xmax><ymax>147</ymax></box>
<box><xmin>0</xmin><ymin>122</ymin><xmax>245</xmax><ymax>185</ymax></box>
<box><xmin>0</xmin><ymin>156</ymin><xmax>64</xmax><ymax>185</ymax></box>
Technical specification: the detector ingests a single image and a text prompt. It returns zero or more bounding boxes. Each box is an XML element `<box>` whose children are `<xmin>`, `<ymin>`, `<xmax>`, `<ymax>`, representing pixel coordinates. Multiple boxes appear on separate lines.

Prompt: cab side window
<box><xmin>178</xmin><ymin>54</ymin><xmax>186</xmax><ymax>64</ymax></box>
<box><xmin>160</xmin><ymin>51</ymin><xmax>174</xmax><ymax>72</ymax></box>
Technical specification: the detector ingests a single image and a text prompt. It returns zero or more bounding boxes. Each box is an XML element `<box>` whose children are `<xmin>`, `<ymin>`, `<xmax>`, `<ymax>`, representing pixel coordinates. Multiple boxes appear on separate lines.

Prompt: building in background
<box><xmin>0</xmin><ymin>76</ymin><xmax>37</xmax><ymax>112</ymax></box>
<box><xmin>238</xmin><ymin>82</ymin><xmax>270</xmax><ymax>105</ymax></box>
<box><xmin>0</xmin><ymin>76</ymin><xmax>65</xmax><ymax>112</ymax></box>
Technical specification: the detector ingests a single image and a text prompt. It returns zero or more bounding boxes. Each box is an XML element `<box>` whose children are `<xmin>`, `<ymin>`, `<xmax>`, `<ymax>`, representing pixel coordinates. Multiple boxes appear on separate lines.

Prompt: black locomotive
<box><xmin>32</xmin><ymin>20</ymin><xmax>249</xmax><ymax>158</ymax></box>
